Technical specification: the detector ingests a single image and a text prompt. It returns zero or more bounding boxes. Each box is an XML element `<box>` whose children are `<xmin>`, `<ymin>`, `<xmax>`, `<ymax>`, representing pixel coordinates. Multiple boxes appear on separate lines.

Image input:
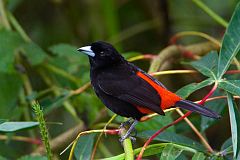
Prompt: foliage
<box><xmin>0</xmin><ymin>0</ymin><xmax>239</xmax><ymax>160</ymax></box>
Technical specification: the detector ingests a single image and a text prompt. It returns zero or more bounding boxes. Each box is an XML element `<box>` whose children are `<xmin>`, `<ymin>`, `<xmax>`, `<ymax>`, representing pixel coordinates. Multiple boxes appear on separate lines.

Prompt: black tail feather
<box><xmin>175</xmin><ymin>100</ymin><xmax>221</xmax><ymax>119</ymax></box>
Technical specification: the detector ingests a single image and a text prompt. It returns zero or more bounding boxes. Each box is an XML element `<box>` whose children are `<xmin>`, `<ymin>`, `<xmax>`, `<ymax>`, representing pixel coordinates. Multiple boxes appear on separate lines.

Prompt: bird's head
<box><xmin>78</xmin><ymin>41</ymin><xmax>124</xmax><ymax>68</ymax></box>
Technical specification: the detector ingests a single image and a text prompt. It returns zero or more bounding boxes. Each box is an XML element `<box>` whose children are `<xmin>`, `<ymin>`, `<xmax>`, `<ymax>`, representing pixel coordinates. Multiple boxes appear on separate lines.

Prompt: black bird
<box><xmin>78</xmin><ymin>41</ymin><xmax>220</xmax><ymax>140</ymax></box>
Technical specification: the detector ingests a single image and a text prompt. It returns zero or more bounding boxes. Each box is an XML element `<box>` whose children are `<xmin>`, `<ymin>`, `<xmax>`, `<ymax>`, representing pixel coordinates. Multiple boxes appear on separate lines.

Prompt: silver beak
<box><xmin>77</xmin><ymin>46</ymin><xmax>95</xmax><ymax>57</ymax></box>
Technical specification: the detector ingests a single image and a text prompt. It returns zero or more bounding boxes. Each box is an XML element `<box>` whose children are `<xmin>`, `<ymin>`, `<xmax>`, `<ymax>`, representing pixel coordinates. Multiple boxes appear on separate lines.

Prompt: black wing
<box><xmin>97</xmin><ymin>66</ymin><xmax>165</xmax><ymax>115</ymax></box>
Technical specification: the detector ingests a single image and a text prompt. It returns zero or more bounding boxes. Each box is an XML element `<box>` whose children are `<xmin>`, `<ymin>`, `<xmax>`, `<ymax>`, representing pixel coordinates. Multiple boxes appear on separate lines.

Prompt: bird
<box><xmin>77</xmin><ymin>41</ymin><xmax>220</xmax><ymax>141</ymax></box>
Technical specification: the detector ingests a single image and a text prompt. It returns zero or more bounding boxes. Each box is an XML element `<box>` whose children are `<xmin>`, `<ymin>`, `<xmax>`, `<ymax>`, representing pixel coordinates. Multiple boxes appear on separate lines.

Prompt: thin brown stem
<box><xmin>175</xmin><ymin>108</ymin><xmax>214</xmax><ymax>152</ymax></box>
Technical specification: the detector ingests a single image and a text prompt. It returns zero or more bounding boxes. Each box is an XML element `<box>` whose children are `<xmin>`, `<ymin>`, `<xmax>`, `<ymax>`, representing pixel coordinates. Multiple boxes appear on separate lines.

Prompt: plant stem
<box><xmin>192</xmin><ymin>0</ymin><xmax>228</xmax><ymax>27</ymax></box>
<box><xmin>148</xmin><ymin>41</ymin><xmax>219</xmax><ymax>73</ymax></box>
<box><xmin>67</xmin><ymin>129</ymin><xmax>120</xmax><ymax>160</ymax></box>
<box><xmin>175</xmin><ymin>108</ymin><xmax>214</xmax><ymax>152</ymax></box>
<box><xmin>0</xmin><ymin>0</ymin><xmax>11</xmax><ymax>30</ymax></box>
<box><xmin>44</xmin><ymin>63</ymin><xmax>80</xmax><ymax>85</ymax></box>
<box><xmin>137</xmin><ymin>82</ymin><xmax>218</xmax><ymax>160</ymax></box>
<box><xmin>150</xmin><ymin>70</ymin><xmax>197</xmax><ymax>76</ymax></box>
<box><xmin>171</xmin><ymin>31</ymin><xmax>221</xmax><ymax>47</ymax></box>
<box><xmin>0</xmin><ymin>135</ymin><xmax>41</xmax><ymax>145</ymax></box>
<box><xmin>33</xmin><ymin>102</ymin><xmax>53</xmax><ymax>160</ymax></box>
<box><xmin>137</xmin><ymin>112</ymin><xmax>192</xmax><ymax>160</ymax></box>
<box><xmin>7</xmin><ymin>11</ymin><xmax>31</xmax><ymax>42</ymax></box>
<box><xmin>91</xmin><ymin>114</ymin><xmax>117</xmax><ymax>160</ymax></box>
<box><xmin>38</xmin><ymin>69</ymin><xmax>80</xmax><ymax>122</ymax></box>
<box><xmin>120</xmin><ymin>128</ymin><xmax>134</xmax><ymax>160</ymax></box>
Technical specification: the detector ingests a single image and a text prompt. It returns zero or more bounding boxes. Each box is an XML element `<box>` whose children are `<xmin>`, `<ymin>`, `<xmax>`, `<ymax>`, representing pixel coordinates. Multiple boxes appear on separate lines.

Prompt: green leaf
<box><xmin>191</xmin><ymin>51</ymin><xmax>218</xmax><ymax>79</ymax></box>
<box><xmin>136</xmin><ymin>112</ymin><xmax>174</xmax><ymax>132</ymax></box>
<box><xmin>227</xmin><ymin>93</ymin><xmax>240</xmax><ymax>158</ymax></box>
<box><xmin>192</xmin><ymin>152</ymin><xmax>206</xmax><ymax>160</ymax></box>
<box><xmin>43</xmin><ymin>90</ymin><xmax>71</xmax><ymax>114</ymax></box>
<box><xmin>160</xmin><ymin>143</ymin><xmax>183</xmax><ymax>160</ymax></box>
<box><xmin>201</xmin><ymin>90</ymin><xmax>226</xmax><ymax>131</ymax></box>
<box><xmin>0</xmin><ymin>155</ymin><xmax>7</xmax><ymax>160</ymax></box>
<box><xmin>22</xmin><ymin>42</ymin><xmax>47</xmax><ymax>65</ymax></box>
<box><xmin>0</xmin><ymin>119</ymin><xmax>7</xmax><ymax>125</ymax></box>
<box><xmin>176</xmin><ymin>78</ymin><xmax>214</xmax><ymax>99</ymax></box>
<box><xmin>0</xmin><ymin>29</ymin><xmax>24</xmax><ymax>73</ymax></box>
<box><xmin>221</xmin><ymin>137</ymin><xmax>233</xmax><ymax>155</ymax></box>
<box><xmin>137</xmin><ymin>131</ymin><xmax>205</xmax><ymax>151</ymax></box>
<box><xmin>0</xmin><ymin>122</ymin><xmax>39</xmax><ymax>132</ymax></box>
<box><xmin>217</xmin><ymin>3</ymin><xmax>240</xmax><ymax>79</ymax></box>
<box><xmin>74</xmin><ymin>133</ymin><xmax>96</xmax><ymax>160</ymax></box>
<box><xmin>17</xmin><ymin>155</ymin><xmax>47</xmax><ymax>160</ymax></box>
<box><xmin>0</xmin><ymin>73</ymin><xmax>23</xmax><ymax>118</ymax></box>
<box><xmin>101</xmin><ymin>143</ymin><xmax>196</xmax><ymax>160</ymax></box>
<box><xmin>219</xmin><ymin>80</ymin><xmax>240</xmax><ymax>96</ymax></box>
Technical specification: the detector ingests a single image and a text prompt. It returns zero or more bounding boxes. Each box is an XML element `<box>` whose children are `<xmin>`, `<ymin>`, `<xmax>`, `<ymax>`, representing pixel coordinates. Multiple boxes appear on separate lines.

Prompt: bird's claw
<box><xmin>119</xmin><ymin>135</ymin><xmax>136</xmax><ymax>143</ymax></box>
<box><xmin>119</xmin><ymin>119</ymin><xmax>138</xmax><ymax>143</ymax></box>
<box><xmin>119</xmin><ymin>119</ymin><xmax>133</xmax><ymax>129</ymax></box>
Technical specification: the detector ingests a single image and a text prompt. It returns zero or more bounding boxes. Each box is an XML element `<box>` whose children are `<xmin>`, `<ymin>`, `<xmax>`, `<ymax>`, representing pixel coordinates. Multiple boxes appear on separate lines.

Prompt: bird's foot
<box><xmin>119</xmin><ymin>119</ymin><xmax>138</xmax><ymax>143</ymax></box>
<box><xmin>119</xmin><ymin>118</ymin><xmax>133</xmax><ymax>129</ymax></box>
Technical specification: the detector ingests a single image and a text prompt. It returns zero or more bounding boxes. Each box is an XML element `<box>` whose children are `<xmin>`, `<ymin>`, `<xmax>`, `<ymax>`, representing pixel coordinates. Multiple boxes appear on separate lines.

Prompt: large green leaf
<box><xmin>176</xmin><ymin>78</ymin><xmax>214</xmax><ymax>99</ymax></box>
<box><xmin>0</xmin><ymin>73</ymin><xmax>23</xmax><ymax>118</ymax></box>
<box><xmin>22</xmin><ymin>42</ymin><xmax>47</xmax><ymax>65</ymax></box>
<box><xmin>227</xmin><ymin>93</ymin><xmax>240</xmax><ymax>158</ymax></box>
<box><xmin>0</xmin><ymin>122</ymin><xmax>39</xmax><ymax>132</ymax></box>
<box><xmin>192</xmin><ymin>152</ymin><xmax>206</xmax><ymax>160</ymax></box>
<box><xmin>160</xmin><ymin>143</ymin><xmax>183</xmax><ymax>160</ymax></box>
<box><xmin>191</xmin><ymin>51</ymin><xmax>218</xmax><ymax>79</ymax></box>
<box><xmin>217</xmin><ymin>3</ymin><xmax>240</xmax><ymax>79</ymax></box>
<box><xmin>137</xmin><ymin>131</ymin><xmax>205</xmax><ymax>151</ymax></box>
<box><xmin>136</xmin><ymin>112</ymin><xmax>174</xmax><ymax>132</ymax></box>
<box><xmin>74</xmin><ymin>133</ymin><xmax>96</xmax><ymax>160</ymax></box>
<box><xmin>219</xmin><ymin>80</ymin><xmax>240</xmax><ymax>96</ymax></box>
<box><xmin>0</xmin><ymin>29</ymin><xmax>24</xmax><ymax>73</ymax></box>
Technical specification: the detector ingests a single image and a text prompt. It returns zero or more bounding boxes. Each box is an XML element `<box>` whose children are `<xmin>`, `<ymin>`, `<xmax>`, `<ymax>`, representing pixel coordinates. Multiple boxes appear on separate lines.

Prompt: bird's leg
<box><xmin>119</xmin><ymin>119</ymin><xmax>138</xmax><ymax>142</ymax></box>
<box><xmin>119</xmin><ymin>118</ymin><xmax>133</xmax><ymax>128</ymax></box>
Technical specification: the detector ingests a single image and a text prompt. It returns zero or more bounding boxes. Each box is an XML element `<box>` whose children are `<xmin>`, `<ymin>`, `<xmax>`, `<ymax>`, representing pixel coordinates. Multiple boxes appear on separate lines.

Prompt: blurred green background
<box><xmin>0</xmin><ymin>0</ymin><xmax>238</xmax><ymax>159</ymax></box>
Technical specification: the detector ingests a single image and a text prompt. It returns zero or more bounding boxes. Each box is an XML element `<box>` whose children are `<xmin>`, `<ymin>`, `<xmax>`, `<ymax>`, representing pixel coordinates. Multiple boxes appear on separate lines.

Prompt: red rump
<box><xmin>136</xmin><ymin>71</ymin><xmax>181</xmax><ymax>110</ymax></box>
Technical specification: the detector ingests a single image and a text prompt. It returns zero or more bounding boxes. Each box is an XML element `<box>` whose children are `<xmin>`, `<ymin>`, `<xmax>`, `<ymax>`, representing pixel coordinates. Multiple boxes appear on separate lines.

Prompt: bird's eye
<box><xmin>100</xmin><ymin>51</ymin><xmax>106</xmax><ymax>56</ymax></box>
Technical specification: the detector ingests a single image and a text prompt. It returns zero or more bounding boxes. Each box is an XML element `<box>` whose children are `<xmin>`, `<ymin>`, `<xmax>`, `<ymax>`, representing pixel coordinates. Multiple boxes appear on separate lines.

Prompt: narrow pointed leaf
<box><xmin>0</xmin><ymin>122</ymin><xmax>39</xmax><ymax>132</ymax></box>
<box><xmin>227</xmin><ymin>93</ymin><xmax>240</xmax><ymax>158</ymax></box>
<box><xmin>217</xmin><ymin>3</ymin><xmax>240</xmax><ymax>79</ymax></box>
<box><xmin>191</xmin><ymin>51</ymin><xmax>218</xmax><ymax>79</ymax></box>
<box><xmin>176</xmin><ymin>78</ymin><xmax>214</xmax><ymax>99</ymax></box>
<box><xmin>219</xmin><ymin>80</ymin><xmax>240</xmax><ymax>96</ymax></box>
